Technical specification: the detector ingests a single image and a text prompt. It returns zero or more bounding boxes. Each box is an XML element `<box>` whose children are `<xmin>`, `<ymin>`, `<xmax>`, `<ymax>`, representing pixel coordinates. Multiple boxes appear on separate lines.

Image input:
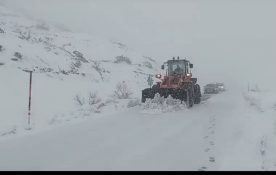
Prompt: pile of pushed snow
<box><xmin>141</xmin><ymin>93</ymin><xmax>187</xmax><ymax>114</ymax></box>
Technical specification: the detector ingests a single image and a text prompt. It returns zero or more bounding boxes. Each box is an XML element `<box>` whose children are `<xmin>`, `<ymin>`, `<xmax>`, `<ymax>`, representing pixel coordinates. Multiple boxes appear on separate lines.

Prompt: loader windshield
<box><xmin>168</xmin><ymin>60</ymin><xmax>187</xmax><ymax>76</ymax></box>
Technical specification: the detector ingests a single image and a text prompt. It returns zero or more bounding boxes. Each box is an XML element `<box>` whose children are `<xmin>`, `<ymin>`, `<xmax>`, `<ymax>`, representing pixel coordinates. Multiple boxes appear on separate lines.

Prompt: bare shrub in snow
<box><xmin>39</xmin><ymin>67</ymin><xmax>53</xmax><ymax>73</ymax></box>
<box><xmin>143</xmin><ymin>61</ymin><xmax>153</xmax><ymax>69</ymax></box>
<box><xmin>18</xmin><ymin>30</ymin><xmax>31</xmax><ymax>40</ymax></box>
<box><xmin>73</xmin><ymin>61</ymin><xmax>81</xmax><ymax>68</ymax></box>
<box><xmin>14</xmin><ymin>52</ymin><xmax>23</xmax><ymax>59</ymax></box>
<box><xmin>0</xmin><ymin>27</ymin><xmax>4</xmax><ymax>33</ymax></box>
<box><xmin>88</xmin><ymin>92</ymin><xmax>102</xmax><ymax>105</ymax></box>
<box><xmin>60</xmin><ymin>70</ymin><xmax>69</xmax><ymax>75</ymax></box>
<box><xmin>0</xmin><ymin>45</ymin><xmax>3</xmax><ymax>51</ymax></box>
<box><xmin>74</xmin><ymin>92</ymin><xmax>106</xmax><ymax>114</ymax></box>
<box><xmin>70</xmin><ymin>61</ymin><xmax>81</xmax><ymax>74</ymax></box>
<box><xmin>94</xmin><ymin>102</ymin><xmax>106</xmax><ymax>113</ymax></box>
<box><xmin>114</xmin><ymin>55</ymin><xmax>132</xmax><ymax>64</ymax></box>
<box><xmin>88</xmin><ymin>101</ymin><xmax>106</xmax><ymax>114</ymax></box>
<box><xmin>0</xmin><ymin>62</ymin><xmax>4</xmax><ymax>66</ymax></box>
<box><xmin>58</xmin><ymin>67</ymin><xmax>70</xmax><ymax>75</ymax></box>
<box><xmin>11</xmin><ymin>52</ymin><xmax>23</xmax><ymax>61</ymax></box>
<box><xmin>114</xmin><ymin>81</ymin><xmax>133</xmax><ymax>99</ymax></box>
<box><xmin>73</xmin><ymin>50</ymin><xmax>88</xmax><ymax>63</ymax></box>
<box><xmin>127</xmin><ymin>99</ymin><xmax>140</xmax><ymax>108</ymax></box>
<box><xmin>74</xmin><ymin>95</ymin><xmax>85</xmax><ymax>106</ymax></box>
<box><xmin>91</xmin><ymin>60</ymin><xmax>109</xmax><ymax>80</ymax></box>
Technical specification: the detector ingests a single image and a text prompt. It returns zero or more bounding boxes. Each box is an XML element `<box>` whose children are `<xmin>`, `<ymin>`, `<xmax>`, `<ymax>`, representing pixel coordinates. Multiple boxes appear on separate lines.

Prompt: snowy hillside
<box><xmin>0</xmin><ymin>4</ymin><xmax>159</xmax><ymax>134</ymax></box>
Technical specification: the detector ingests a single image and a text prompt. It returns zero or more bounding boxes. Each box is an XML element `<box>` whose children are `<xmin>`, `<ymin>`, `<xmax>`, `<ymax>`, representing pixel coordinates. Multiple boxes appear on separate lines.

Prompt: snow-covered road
<box><xmin>0</xmin><ymin>89</ymin><xmax>275</xmax><ymax>171</ymax></box>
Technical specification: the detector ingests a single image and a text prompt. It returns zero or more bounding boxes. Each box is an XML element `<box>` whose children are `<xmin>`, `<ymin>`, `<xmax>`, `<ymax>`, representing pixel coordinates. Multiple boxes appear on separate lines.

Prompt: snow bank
<box><xmin>141</xmin><ymin>94</ymin><xmax>187</xmax><ymax>114</ymax></box>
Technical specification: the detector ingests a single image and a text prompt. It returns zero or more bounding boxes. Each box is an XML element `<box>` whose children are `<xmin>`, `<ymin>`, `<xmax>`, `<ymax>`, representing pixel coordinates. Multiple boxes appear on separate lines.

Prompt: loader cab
<box><xmin>166</xmin><ymin>59</ymin><xmax>191</xmax><ymax>76</ymax></box>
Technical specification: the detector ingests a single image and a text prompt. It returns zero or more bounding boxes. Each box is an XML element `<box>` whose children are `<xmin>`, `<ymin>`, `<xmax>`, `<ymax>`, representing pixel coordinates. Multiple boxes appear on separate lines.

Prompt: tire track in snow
<box><xmin>259</xmin><ymin>136</ymin><xmax>268</xmax><ymax>170</ymax></box>
<box><xmin>243</xmin><ymin>93</ymin><xmax>265</xmax><ymax>113</ymax></box>
<box><xmin>258</xmin><ymin>133</ymin><xmax>276</xmax><ymax>170</ymax></box>
<box><xmin>198</xmin><ymin>114</ymin><xmax>217</xmax><ymax>171</ymax></box>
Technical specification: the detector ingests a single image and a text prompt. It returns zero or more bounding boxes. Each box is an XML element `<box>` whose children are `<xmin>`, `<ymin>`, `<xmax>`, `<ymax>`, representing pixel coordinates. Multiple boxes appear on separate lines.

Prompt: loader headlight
<box><xmin>155</xmin><ymin>74</ymin><xmax>162</xmax><ymax>79</ymax></box>
<box><xmin>186</xmin><ymin>73</ymin><xmax>192</xmax><ymax>77</ymax></box>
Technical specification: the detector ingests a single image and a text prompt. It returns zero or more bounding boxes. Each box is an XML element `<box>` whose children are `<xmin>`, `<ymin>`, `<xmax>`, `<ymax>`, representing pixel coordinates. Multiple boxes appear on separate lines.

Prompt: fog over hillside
<box><xmin>2</xmin><ymin>0</ymin><xmax>275</xmax><ymax>90</ymax></box>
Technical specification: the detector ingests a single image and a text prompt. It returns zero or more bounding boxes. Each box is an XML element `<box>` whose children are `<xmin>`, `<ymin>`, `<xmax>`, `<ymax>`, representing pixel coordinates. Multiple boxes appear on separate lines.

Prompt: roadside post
<box><xmin>23</xmin><ymin>69</ymin><xmax>33</xmax><ymax>130</ymax></box>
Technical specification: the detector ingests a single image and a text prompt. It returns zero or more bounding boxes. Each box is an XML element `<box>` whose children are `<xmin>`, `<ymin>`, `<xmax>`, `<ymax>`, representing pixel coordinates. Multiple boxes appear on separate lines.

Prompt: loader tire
<box><xmin>186</xmin><ymin>89</ymin><xmax>194</xmax><ymax>108</ymax></box>
<box><xmin>194</xmin><ymin>84</ymin><xmax>201</xmax><ymax>104</ymax></box>
<box><xmin>194</xmin><ymin>96</ymin><xmax>201</xmax><ymax>104</ymax></box>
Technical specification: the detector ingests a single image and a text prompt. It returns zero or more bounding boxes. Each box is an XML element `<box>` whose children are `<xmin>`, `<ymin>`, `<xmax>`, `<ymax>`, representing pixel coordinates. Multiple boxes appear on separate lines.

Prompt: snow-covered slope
<box><xmin>0</xmin><ymin>4</ymin><xmax>159</xmax><ymax>134</ymax></box>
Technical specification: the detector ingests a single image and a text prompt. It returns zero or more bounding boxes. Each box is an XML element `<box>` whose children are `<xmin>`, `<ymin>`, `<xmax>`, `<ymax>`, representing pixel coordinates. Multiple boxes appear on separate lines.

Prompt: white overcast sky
<box><xmin>1</xmin><ymin>0</ymin><xmax>276</xmax><ymax>89</ymax></box>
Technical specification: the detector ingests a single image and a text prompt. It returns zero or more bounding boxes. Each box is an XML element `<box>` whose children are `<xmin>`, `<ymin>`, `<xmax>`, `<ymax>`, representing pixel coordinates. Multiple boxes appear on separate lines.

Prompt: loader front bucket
<box><xmin>141</xmin><ymin>88</ymin><xmax>156</xmax><ymax>103</ymax></box>
<box><xmin>141</xmin><ymin>88</ymin><xmax>187</xmax><ymax>103</ymax></box>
